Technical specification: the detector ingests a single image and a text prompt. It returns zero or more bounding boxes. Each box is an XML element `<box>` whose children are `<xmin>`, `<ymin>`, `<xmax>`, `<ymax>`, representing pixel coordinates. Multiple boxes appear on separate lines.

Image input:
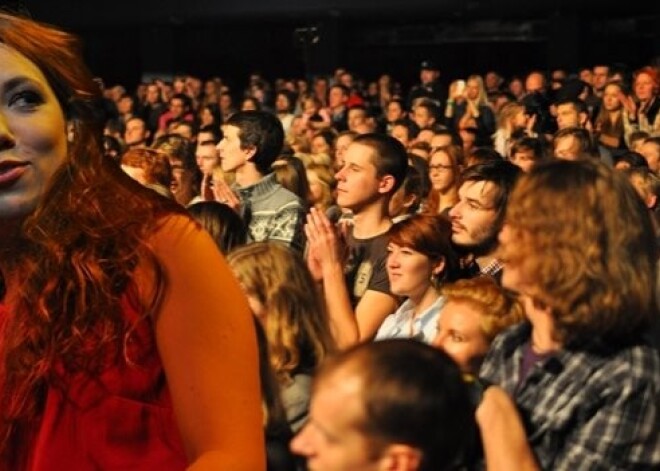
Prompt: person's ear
<box><xmin>378</xmin><ymin>174</ymin><xmax>396</xmax><ymax>194</ymax></box>
<box><xmin>66</xmin><ymin>121</ymin><xmax>75</xmax><ymax>143</ymax></box>
<box><xmin>402</xmin><ymin>193</ymin><xmax>417</xmax><ymax>209</ymax></box>
<box><xmin>646</xmin><ymin>193</ymin><xmax>657</xmax><ymax>210</ymax></box>
<box><xmin>378</xmin><ymin>444</ymin><xmax>422</xmax><ymax>471</ymax></box>
<box><xmin>243</xmin><ymin>145</ymin><xmax>257</xmax><ymax>161</ymax></box>
<box><xmin>432</xmin><ymin>257</ymin><xmax>446</xmax><ymax>276</ymax></box>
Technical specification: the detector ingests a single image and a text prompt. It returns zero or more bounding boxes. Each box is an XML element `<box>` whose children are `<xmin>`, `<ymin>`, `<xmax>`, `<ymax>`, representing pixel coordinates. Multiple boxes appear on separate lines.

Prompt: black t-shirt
<box><xmin>344</xmin><ymin>229</ymin><xmax>391</xmax><ymax>308</ymax></box>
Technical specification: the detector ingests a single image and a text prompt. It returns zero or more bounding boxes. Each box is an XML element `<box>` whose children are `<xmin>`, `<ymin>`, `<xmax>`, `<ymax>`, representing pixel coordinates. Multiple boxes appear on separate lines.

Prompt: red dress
<box><xmin>23</xmin><ymin>294</ymin><xmax>188</xmax><ymax>470</ymax></box>
<box><xmin>3</xmin><ymin>216</ymin><xmax>266</xmax><ymax>471</ymax></box>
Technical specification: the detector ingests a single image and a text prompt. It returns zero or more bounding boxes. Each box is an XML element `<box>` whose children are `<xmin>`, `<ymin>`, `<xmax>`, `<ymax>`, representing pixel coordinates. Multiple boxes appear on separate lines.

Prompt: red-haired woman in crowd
<box><xmin>375</xmin><ymin>214</ymin><xmax>459</xmax><ymax>344</ymax></box>
<box><xmin>0</xmin><ymin>13</ymin><xmax>264</xmax><ymax>470</ymax></box>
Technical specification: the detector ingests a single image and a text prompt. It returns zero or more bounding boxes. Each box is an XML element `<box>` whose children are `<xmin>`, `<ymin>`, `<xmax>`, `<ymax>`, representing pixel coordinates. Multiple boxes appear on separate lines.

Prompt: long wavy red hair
<box><xmin>0</xmin><ymin>13</ymin><xmax>184</xmax><ymax>464</ymax></box>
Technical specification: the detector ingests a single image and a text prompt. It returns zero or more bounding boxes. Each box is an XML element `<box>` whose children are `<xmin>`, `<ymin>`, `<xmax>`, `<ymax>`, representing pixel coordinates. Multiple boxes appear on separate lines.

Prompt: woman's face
<box><xmin>512</xmin><ymin>108</ymin><xmax>528</xmax><ymax>129</ymax></box>
<box><xmin>0</xmin><ymin>44</ymin><xmax>68</xmax><ymax>221</ymax></box>
<box><xmin>303</xmin><ymin>99</ymin><xmax>318</xmax><ymax>115</ymax></box>
<box><xmin>433</xmin><ymin>300</ymin><xmax>490</xmax><ymax>374</ymax></box>
<box><xmin>386</xmin><ymin>242</ymin><xmax>442</xmax><ymax>299</ymax></box>
<box><xmin>275</xmin><ymin>93</ymin><xmax>290</xmax><ymax>113</ymax></box>
<box><xmin>428</xmin><ymin>150</ymin><xmax>456</xmax><ymax>193</ymax></box>
<box><xmin>204</xmin><ymin>80</ymin><xmax>216</xmax><ymax>97</ymax></box>
<box><xmin>602</xmin><ymin>84</ymin><xmax>623</xmax><ymax>112</ymax></box>
<box><xmin>307</xmin><ymin>170</ymin><xmax>325</xmax><ymax>205</ymax></box>
<box><xmin>386</xmin><ymin>101</ymin><xmax>404</xmax><ymax>123</ymax></box>
<box><xmin>311</xmin><ymin>135</ymin><xmax>330</xmax><ymax>155</ymax></box>
<box><xmin>200</xmin><ymin>107</ymin><xmax>215</xmax><ymax>126</ymax></box>
<box><xmin>466</xmin><ymin>79</ymin><xmax>481</xmax><ymax>101</ymax></box>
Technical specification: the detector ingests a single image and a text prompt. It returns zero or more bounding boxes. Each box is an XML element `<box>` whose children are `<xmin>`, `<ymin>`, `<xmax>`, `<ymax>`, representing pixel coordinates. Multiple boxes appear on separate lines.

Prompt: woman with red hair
<box><xmin>0</xmin><ymin>12</ymin><xmax>264</xmax><ymax>470</ymax></box>
<box><xmin>623</xmin><ymin>66</ymin><xmax>660</xmax><ymax>140</ymax></box>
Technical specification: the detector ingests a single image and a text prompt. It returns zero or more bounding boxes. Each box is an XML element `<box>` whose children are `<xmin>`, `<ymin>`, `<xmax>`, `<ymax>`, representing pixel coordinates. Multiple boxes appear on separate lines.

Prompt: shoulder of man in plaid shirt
<box><xmin>480</xmin><ymin>322</ymin><xmax>660</xmax><ymax>470</ymax></box>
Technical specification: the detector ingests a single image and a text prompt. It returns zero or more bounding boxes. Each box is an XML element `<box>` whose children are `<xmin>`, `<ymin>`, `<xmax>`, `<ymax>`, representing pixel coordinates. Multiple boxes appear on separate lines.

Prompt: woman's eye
<box><xmin>10</xmin><ymin>90</ymin><xmax>44</xmax><ymax>109</ymax></box>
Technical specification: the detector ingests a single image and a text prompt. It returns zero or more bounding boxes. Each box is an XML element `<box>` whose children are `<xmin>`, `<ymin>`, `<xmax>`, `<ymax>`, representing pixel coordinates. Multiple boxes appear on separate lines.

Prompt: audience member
<box><xmin>375</xmin><ymin>214</ymin><xmax>459</xmax><ymax>343</ymax></box>
<box><xmin>479</xmin><ymin>160</ymin><xmax>660</xmax><ymax>469</ymax></box>
<box><xmin>449</xmin><ymin>160</ymin><xmax>521</xmax><ymax>281</ymax></box>
<box><xmin>214</xmin><ymin>111</ymin><xmax>306</xmax><ymax>250</ymax></box>
<box><xmin>0</xmin><ymin>13</ymin><xmax>265</xmax><ymax>469</ymax></box>
<box><xmin>290</xmin><ymin>340</ymin><xmax>476</xmax><ymax>471</ymax></box>
<box><xmin>227</xmin><ymin>242</ymin><xmax>336</xmax><ymax>432</ymax></box>
<box><xmin>305</xmin><ymin>134</ymin><xmax>407</xmax><ymax>347</ymax></box>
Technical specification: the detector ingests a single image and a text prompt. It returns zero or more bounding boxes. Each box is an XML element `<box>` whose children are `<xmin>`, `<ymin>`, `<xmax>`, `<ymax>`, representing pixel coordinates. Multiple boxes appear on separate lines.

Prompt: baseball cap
<box><xmin>420</xmin><ymin>60</ymin><xmax>439</xmax><ymax>71</ymax></box>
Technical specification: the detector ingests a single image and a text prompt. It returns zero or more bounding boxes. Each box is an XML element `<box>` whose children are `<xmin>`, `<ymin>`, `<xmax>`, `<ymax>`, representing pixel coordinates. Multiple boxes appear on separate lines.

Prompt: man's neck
<box><xmin>351</xmin><ymin>202</ymin><xmax>391</xmax><ymax>239</ymax></box>
<box><xmin>522</xmin><ymin>295</ymin><xmax>562</xmax><ymax>354</ymax></box>
<box><xmin>235</xmin><ymin>165</ymin><xmax>265</xmax><ymax>188</ymax></box>
<box><xmin>475</xmin><ymin>251</ymin><xmax>497</xmax><ymax>270</ymax></box>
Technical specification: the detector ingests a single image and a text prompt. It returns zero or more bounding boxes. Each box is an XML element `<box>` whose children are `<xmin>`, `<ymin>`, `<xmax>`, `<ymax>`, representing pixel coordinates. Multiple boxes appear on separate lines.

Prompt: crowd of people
<box><xmin>0</xmin><ymin>10</ymin><xmax>659</xmax><ymax>471</ymax></box>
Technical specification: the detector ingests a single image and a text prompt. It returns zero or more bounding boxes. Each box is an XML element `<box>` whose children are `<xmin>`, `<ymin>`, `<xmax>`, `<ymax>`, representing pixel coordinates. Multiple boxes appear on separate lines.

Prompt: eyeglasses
<box><xmin>428</xmin><ymin>164</ymin><xmax>454</xmax><ymax>172</ymax></box>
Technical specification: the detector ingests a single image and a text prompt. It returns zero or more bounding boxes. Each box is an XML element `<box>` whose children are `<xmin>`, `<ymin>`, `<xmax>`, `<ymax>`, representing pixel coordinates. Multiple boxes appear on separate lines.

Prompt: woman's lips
<box><xmin>0</xmin><ymin>161</ymin><xmax>29</xmax><ymax>188</ymax></box>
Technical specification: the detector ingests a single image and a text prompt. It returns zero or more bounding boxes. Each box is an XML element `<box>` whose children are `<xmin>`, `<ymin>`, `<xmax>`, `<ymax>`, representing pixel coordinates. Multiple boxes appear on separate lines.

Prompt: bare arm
<box><xmin>476</xmin><ymin>386</ymin><xmax>540</xmax><ymax>471</ymax></box>
<box><xmin>144</xmin><ymin>215</ymin><xmax>265</xmax><ymax>470</ymax></box>
<box><xmin>305</xmin><ymin>208</ymin><xmax>397</xmax><ymax>348</ymax></box>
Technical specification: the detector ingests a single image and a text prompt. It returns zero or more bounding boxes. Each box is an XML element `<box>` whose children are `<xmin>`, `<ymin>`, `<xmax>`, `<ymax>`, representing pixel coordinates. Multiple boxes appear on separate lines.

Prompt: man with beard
<box><xmin>448</xmin><ymin>160</ymin><xmax>521</xmax><ymax>282</ymax></box>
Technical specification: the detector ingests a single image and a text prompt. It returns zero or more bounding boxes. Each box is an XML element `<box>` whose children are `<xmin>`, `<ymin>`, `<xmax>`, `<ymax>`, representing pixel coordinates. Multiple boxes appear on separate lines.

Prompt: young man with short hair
<box><xmin>305</xmin><ymin>134</ymin><xmax>408</xmax><ymax>347</ymax></box>
<box><xmin>214</xmin><ymin>110</ymin><xmax>305</xmax><ymax>250</ymax></box>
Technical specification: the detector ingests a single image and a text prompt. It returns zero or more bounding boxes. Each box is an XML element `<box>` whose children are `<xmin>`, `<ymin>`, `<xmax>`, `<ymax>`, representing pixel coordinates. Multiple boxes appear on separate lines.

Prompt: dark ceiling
<box><xmin>6</xmin><ymin>0</ymin><xmax>656</xmax><ymax>89</ymax></box>
<box><xmin>21</xmin><ymin>0</ymin><xmax>655</xmax><ymax>27</ymax></box>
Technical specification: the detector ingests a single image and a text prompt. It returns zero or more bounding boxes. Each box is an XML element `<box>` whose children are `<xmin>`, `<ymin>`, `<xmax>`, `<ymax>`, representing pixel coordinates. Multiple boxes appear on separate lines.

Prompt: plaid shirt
<box><xmin>479</xmin><ymin>258</ymin><xmax>503</xmax><ymax>279</ymax></box>
<box><xmin>480</xmin><ymin>323</ymin><xmax>660</xmax><ymax>471</ymax></box>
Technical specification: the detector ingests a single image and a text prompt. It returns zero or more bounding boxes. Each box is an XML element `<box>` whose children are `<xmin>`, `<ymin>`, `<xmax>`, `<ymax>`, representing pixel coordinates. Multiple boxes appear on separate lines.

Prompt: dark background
<box><xmin>7</xmin><ymin>0</ymin><xmax>659</xmax><ymax>91</ymax></box>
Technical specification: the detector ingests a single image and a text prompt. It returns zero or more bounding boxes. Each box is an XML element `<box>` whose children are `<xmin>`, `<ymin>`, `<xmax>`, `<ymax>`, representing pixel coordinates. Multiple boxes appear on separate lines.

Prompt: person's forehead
<box><xmin>196</xmin><ymin>144</ymin><xmax>216</xmax><ymax>155</ymax></box>
<box><xmin>431</xmin><ymin>135</ymin><xmax>452</xmax><ymax>146</ymax></box>
<box><xmin>312</xmin><ymin>369</ymin><xmax>365</xmax><ymax>435</ymax></box>
<box><xmin>441</xmin><ymin>300</ymin><xmax>481</xmax><ymax>329</ymax></box>
<box><xmin>557</xmin><ymin>103</ymin><xmax>576</xmax><ymax>113</ymax></box>
<box><xmin>513</xmin><ymin>149</ymin><xmax>534</xmax><ymax>158</ymax></box>
<box><xmin>555</xmin><ymin>135</ymin><xmax>578</xmax><ymax>149</ymax></box>
<box><xmin>0</xmin><ymin>43</ymin><xmax>52</xmax><ymax>89</ymax></box>
<box><xmin>344</xmin><ymin>142</ymin><xmax>375</xmax><ymax>164</ymax></box>
<box><xmin>222</xmin><ymin>125</ymin><xmax>240</xmax><ymax>137</ymax></box>
<box><xmin>635</xmin><ymin>73</ymin><xmax>654</xmax><ymax>84</ymax></box>
<box><xmin>336</xmin><ymin>135</ymin><xmax>354</xmax><ymax>146</ymax></box>
<box><xmin>459</xmin><ymin>180</ymin><xmax>499</xmax><ymax>204</ymax></box>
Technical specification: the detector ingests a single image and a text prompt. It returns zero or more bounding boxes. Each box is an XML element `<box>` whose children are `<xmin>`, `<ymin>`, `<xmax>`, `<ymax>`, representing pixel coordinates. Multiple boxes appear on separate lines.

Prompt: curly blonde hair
<box><xmin>441</xmin><ymin>276</ymin><xmax>524</xmax><ymax>343</ymax></box>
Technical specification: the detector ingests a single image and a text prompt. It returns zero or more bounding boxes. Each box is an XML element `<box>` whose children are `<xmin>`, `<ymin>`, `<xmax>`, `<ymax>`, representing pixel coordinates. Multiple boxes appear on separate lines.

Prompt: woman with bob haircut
<box><xmin>375</xmin><ymin>213</ymin><xmax>459</xmax><ymax>344</ymax></box>
<box><xmin>0</xmin><ymin>13</ymin><xmax>265</xmax><ymax>470</ymax></box>
<box><xmin>226</xmin><ymin>242</ymin><xmax>336</xmax><ymax>432</ymax></box>
<box><xmin>478</xmin><ymin>159</ymin><xmax>660</xmax><ymax>470</ymax></box>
